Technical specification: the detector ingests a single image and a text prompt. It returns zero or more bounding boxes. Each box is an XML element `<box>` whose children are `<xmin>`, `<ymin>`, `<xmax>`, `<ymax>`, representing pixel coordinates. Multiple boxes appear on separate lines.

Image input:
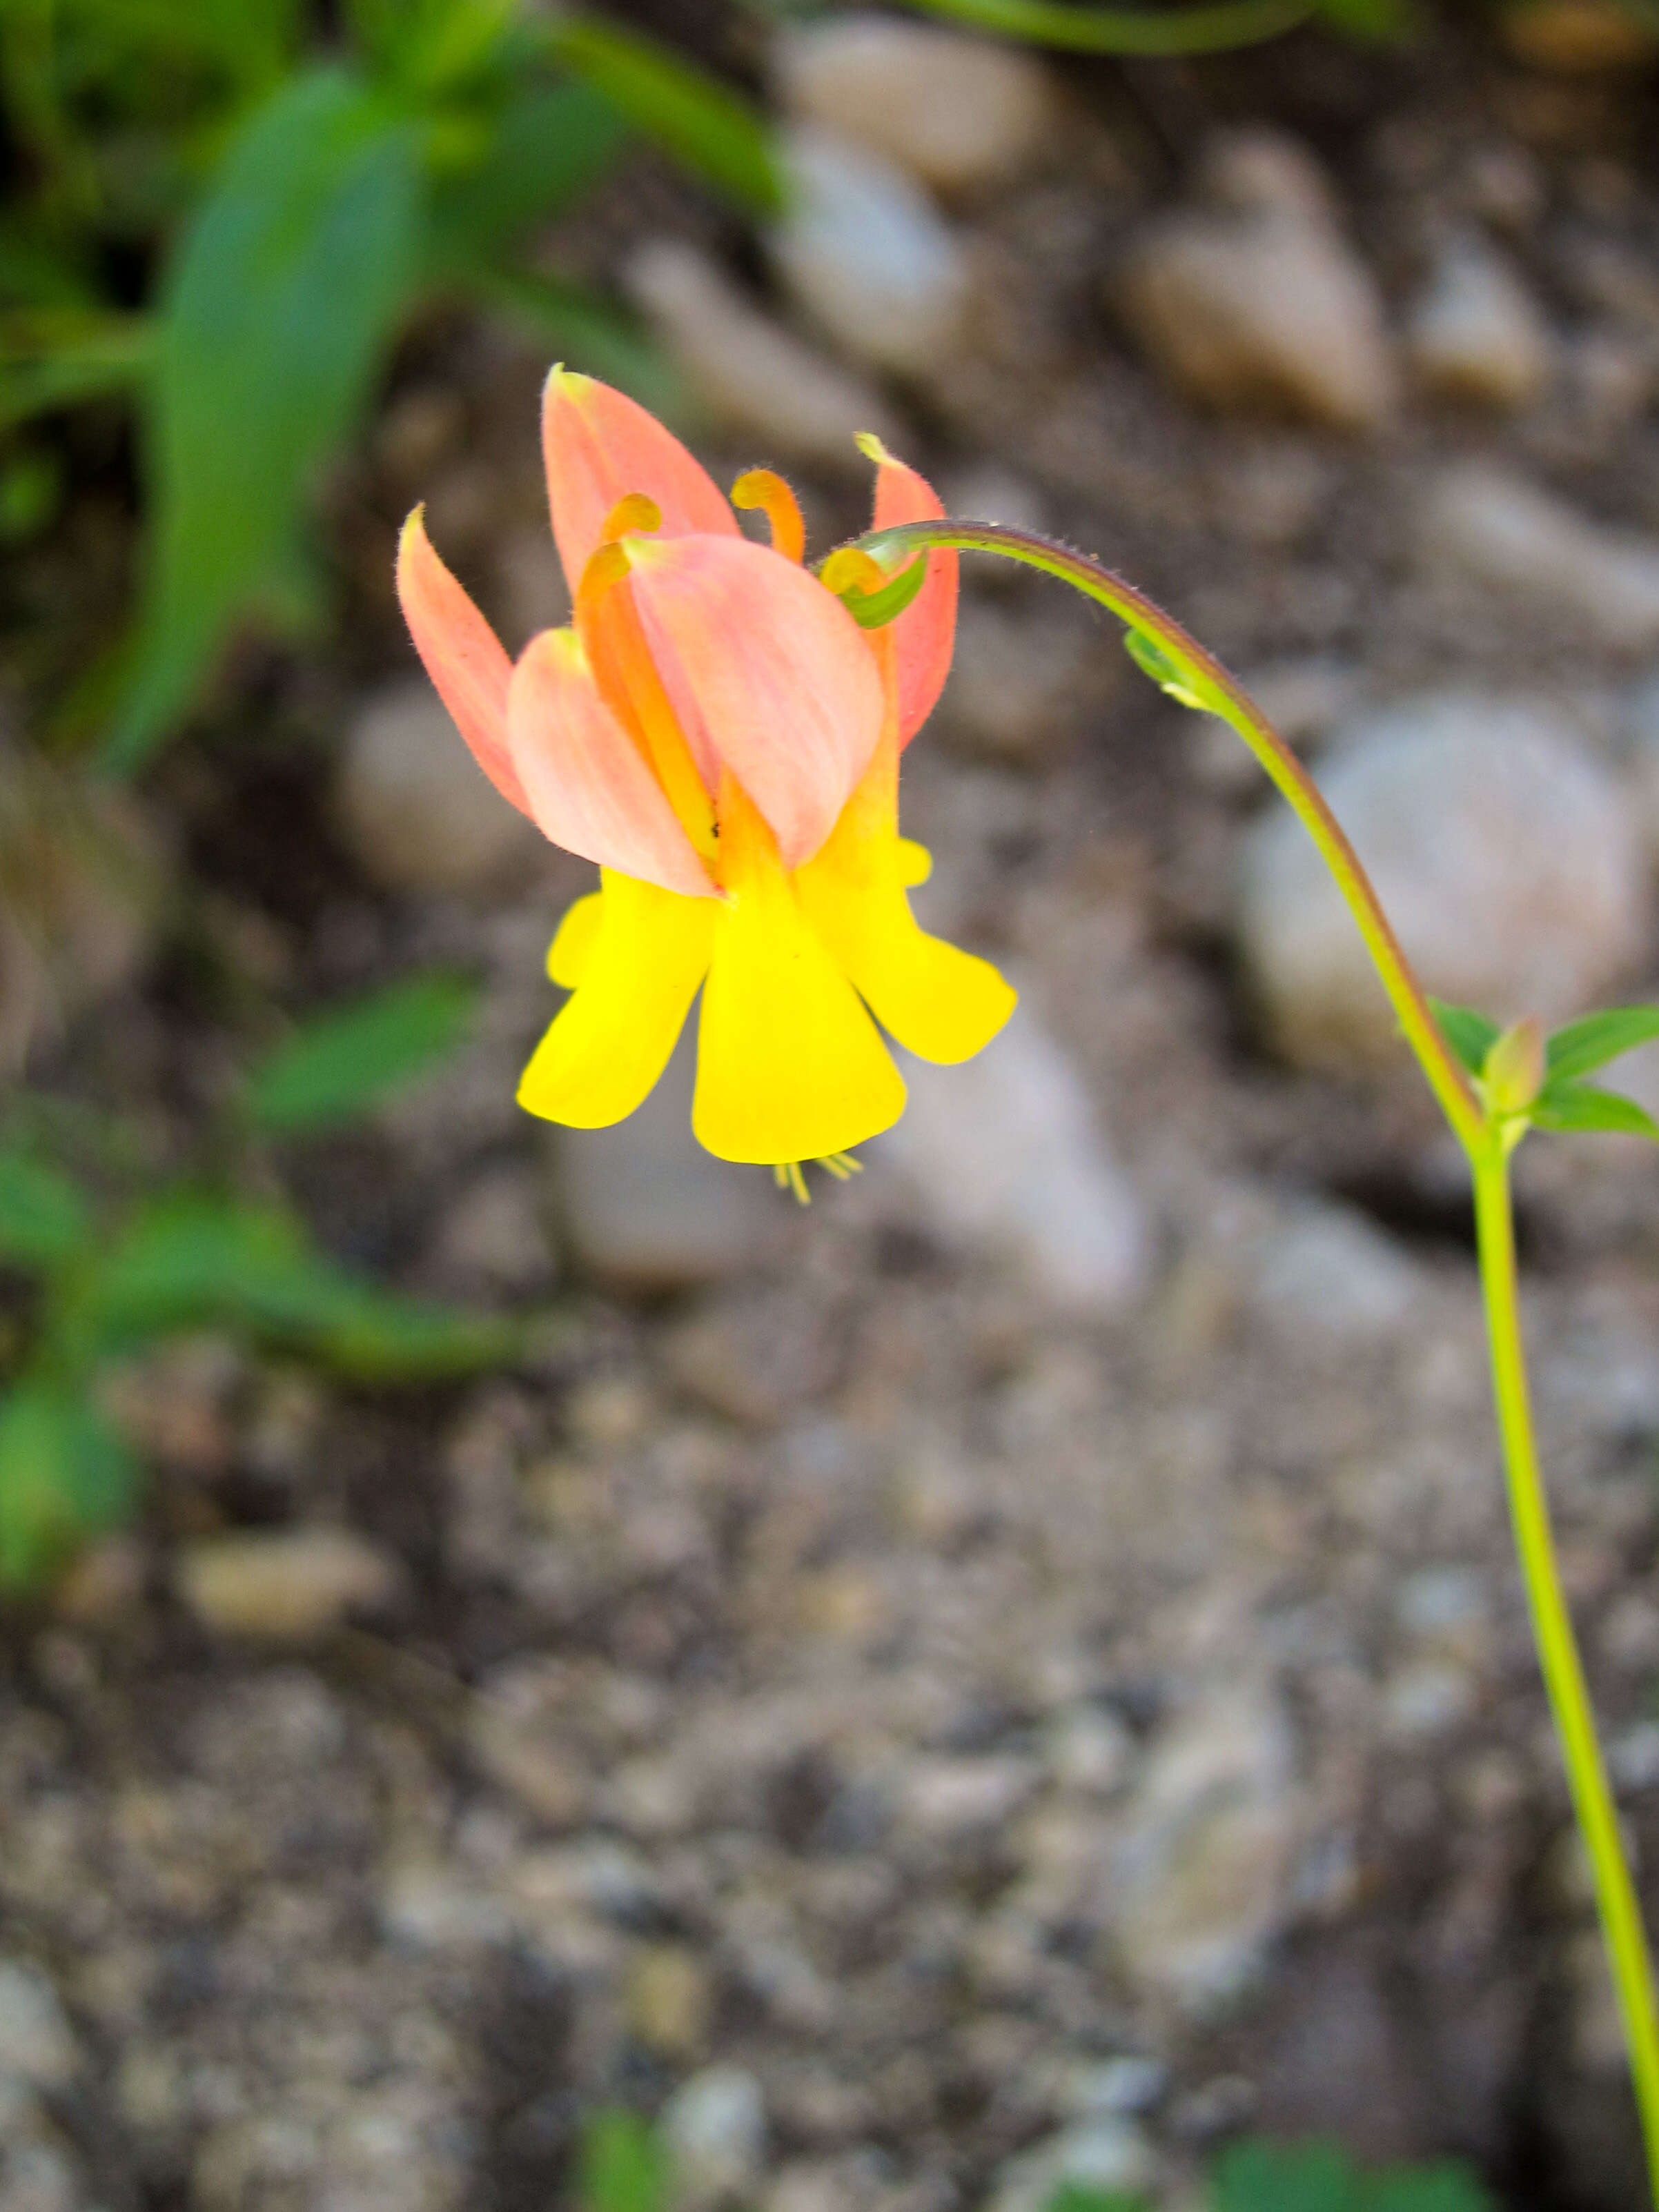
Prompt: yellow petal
<box><xmin>895</xmin><ymin>836</ymin><xmax>931</xmax><ymax>889</ymax></box>
<box><xmin>694</xmin><ymin>781</ymin><xmax>905</xmax><ymax>1164</ymax></box>
<box><xmin>796</xmin><ymin>738</ymin><xmax>1015</xmax><ymax>1066</ymax></box>
<box><xmin>546</xmin><ymin>891</ymin><xmax>604</xmax><ymax>986</ymax></box>
<box><xmin>519</xmin><ymin>869</ymin><xmax>716</xmax><ymax>1127</ymax></box>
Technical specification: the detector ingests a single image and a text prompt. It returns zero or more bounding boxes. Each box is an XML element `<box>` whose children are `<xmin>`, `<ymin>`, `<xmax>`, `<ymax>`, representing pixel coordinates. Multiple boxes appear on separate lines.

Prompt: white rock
<box><xmin>881</xmin><ymin>1014</ymin><xmax>1149</xmax><ymax>1312</ymax></box>
<box><xmin>1248</xmin><ymin>1200</ymin><xmax>1422</xmax><ymax>1340</ymax></box>
<box><xmin>662</xmin><ymin>2066</ymin><xmax>767</xmax><ymax>2210</ymax></box>
<box><xmin>1112</xmin><ymin>1682</ymin><xmax>1299</xmax><ymax>2015</ymax></box>
<box><xmin>0</xmin><ymin>1962</ymin><xmax>81</xmax><ymax>2088</ymax></box>
<box><xmin>1117</xmin><ymin>129</ymin><xmax>1395</xmax><ymax>431</ymax></box>
<box><xmin>335</xmin><ymin>680</ymin><xmax>542</xmax><ymax>895</ymax></box>
<box><xmin>175</xmin><ymin>1527</ymin><xmax>402</xmax><ymax>1642</ymax></box>
<box><xmin>1382</xmin><ymin>1660</ymin><xmax>1477</xmax><ymax>1740</ymax></box>
<box><xmin>1235</xmin><ymin>693</ymin><xmax>1649</xmax><ymax>1069</ymax></box>
<box><xmin>1420</xmin><ymin>465</ymin><xmax>1659</xmax><ymax>651</ymax></box>
<box><xmin>552</xmin><ymin>1027</ymin><xmax>786</xmax><ymax>1292</ymax></box>
<box><xmin>380</xmin><ymin>1864</ymin><xmax>513</xmax><ymax>1953</ymax></box>
<box><xmin>625</xmin><ymin>240</ymin><xmax>900</xmax><ymax>474</ymax></box>
<box><xmin>768</xmin><ymin>127</ymin><xmax>968</xmax><ymax>379</ymax></box>
<box><xmin>902</xmin><ymin>1755</ymin><xmax>1040</xmax><ymax>1839</ymax></box>
<box><xmin>1043</xmin><ymin>1706</ymin><xmax>1135</xmax><ymax>1796</ymax></box>
<box><xmin>1407</xmin><ymin>235</ymin><xmax>1553</xmax><ymax>408</ymax></box>
<box><xmin>988</xmin><ymin>2117</ymin><xmax>1158</xmax><ymax>2212</ymax></box>
<box><xmin>1056</xmin><ymin>2056</ymin><xmax>1168</xmax><ymax>2117</ymax></box>
<box><xmin>774</xmin><ymin>14</ymin><xmax>1051</xmax><ymax>192</ymax></box>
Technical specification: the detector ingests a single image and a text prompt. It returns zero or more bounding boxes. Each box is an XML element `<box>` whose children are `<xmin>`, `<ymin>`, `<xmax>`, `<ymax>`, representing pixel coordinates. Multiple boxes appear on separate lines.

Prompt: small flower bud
<box><xmin>1483</xmin><ymin>1015</ymin><xmax>1545</xmax><ymax>1115</ymax></box>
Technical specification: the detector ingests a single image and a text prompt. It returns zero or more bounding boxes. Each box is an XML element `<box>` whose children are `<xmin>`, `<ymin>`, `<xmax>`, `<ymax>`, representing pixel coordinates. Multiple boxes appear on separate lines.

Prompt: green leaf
<box><xmin>1123</xmin><ymin>626</ymin><xmax>1204</xmax><ymax>709</ymax></box>
<box><xmin>0</xmin><ymin>1381</ymin><xmax>138</xmax><ymax>1588</ymax></box>
<box><xmin>74</xmin><ymin>1197</ymin><xmax>318</xmax><ymax>1350</ymax></box>
<box><xmin>351</xmin><ymin>0</ymin><xmax>520</xmax><ymax>92</ymax></box>
<box><xmin>887</xmin><ymin>0</ymin><xmax>1310</xmax><ymax>55</ymax></box>
<box><xmin>1531</xmin><ymin>1082</ymin><xmax>1659</xmax><ymax>1141</ymax></box>
<box><xmin>68</xmin><ymin>1196</ymin><xmax>518</xmax><ymax>1378</ymax></box>
<box><xmin>245</xmin><ymin>972</ymin><xmax>478</xmax><ymax>1134</ymax></box>
<box><xmin>542</xmin><ymin>14</ymin><xmax>783</xmax><ymax>215</ymax></box>
<box><xmin>107</xmin><ymin>65</ymin><xmax>422</xmax><ymax>772</ymax></box>
<box><xmin>289</xmin><ymin>1279</ymin><xmax>521</xmax><ymax>1382</ymax></box>
<box><xmin>834</xmin><ymin>551</ymin><xmax>929</xmax><ymax>630</ymax></box>
<box><xmin>1044</xmin><ymin>2185</ymin><xmax>1150</xmax><ymax>2212</ymax></box>
<box><xmin>0</xmin><ymin>1153</ymin><xmax>94</xmax><ymax>1272</ymax></box>
<box><xmin>1212</xmin><ymin>2140</ymin><xmax>1353</xmax><ymax>2212</ymax></box>
<box><xmin>1429</xmin><ymin>998</ymin><xmax>1501</xmax><ymax>1079</ymax></box>
<box><xmin>1362</xmin><ymin>2164</ymin><xmax>1492</xmax><ymax>2212</ymax></box>
<box><xmin>1544</xmin><ymin>1005</ymin><xmax>1659</xmax><ymax>1086</ymax></box>
<box><xmin>578</xmin><ymin>2110</ymin><xmax>669</xmax><ymax>2212</ymax></box>
<box><xmin>423</xmin><ymin>81</ymin><xmax>627</xmax><ymax>277</ymax></box>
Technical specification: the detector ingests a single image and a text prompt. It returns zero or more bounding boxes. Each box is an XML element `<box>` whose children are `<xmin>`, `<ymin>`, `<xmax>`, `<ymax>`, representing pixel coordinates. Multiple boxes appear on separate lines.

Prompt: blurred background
<box><xmin>4</xmin><ymin>0</ymin><xmax>1659</xmax><ymax>2206</ymax></box>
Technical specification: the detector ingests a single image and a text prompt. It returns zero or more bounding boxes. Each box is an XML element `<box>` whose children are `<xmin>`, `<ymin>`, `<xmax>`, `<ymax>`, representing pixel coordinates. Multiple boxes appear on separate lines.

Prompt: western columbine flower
<box><xmin>396</xmin><ymin>369</ymin><xmax>1014</xmax><ymax>1189</ymax></box>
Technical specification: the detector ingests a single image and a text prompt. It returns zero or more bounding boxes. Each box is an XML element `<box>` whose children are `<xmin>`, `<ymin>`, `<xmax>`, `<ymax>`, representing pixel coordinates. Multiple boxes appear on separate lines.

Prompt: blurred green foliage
<box><xmin>567</xmin><ymin>2117</ymin><xmax>1493</xmax><ymax>2212</ymax></box>
<box><xmin>0</xmin><ymin>0</ymin><xmax>782</xmax><ymax>768</ymax></box>
<box><xmin>0</xmin><ymin>968</ymin><xmax>521</xmax><ymax>1587</ymax></box>
<box><xmin>579</xmin><ymin>2109</ymin><xmax>672</xmax><ymax>2212</ymax></box>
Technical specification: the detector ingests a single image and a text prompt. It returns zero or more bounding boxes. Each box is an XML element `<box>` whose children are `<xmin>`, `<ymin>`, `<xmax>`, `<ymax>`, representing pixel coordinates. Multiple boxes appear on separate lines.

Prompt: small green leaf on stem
<box><xmin>1544</xmin><ymin>1005</ymin><xmax>1659</xmax><ymax>1086</ymax></box>
<box><xmin>825</xmin><ymin>551</ymin><xmax>929</xmax><ymax>630</ymax></box>
<box><xmin>1429</xmin><ymin>998</ymin><xmax>1501</xmax><ymax>1080</ymax></box>
<box><xmin>1123</xmin><ymin>628</ymin><xmax>1204</xmax><ymax>709</ymax></box>
<box><xmin>1531</xmin><ymin>1083</ymin><xmax>1659</xmax><ymax>1140</ymax></box>
<box><xmin>1482</xmin><ymin>1015</ymin><xmax>1544</xmax><ymax>1116</ymax></box>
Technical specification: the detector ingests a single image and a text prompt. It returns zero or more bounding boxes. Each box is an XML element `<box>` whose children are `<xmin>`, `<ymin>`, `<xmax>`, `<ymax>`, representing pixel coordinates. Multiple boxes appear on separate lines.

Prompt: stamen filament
<box><xmin>732</xmin><ymin>470</ymin><xmax>806</xmax><ymax>564</ymax></box>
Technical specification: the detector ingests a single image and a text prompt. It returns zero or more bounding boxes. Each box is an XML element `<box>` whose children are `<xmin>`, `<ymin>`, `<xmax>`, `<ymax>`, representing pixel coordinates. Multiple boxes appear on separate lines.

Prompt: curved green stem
<box><xmin>891</xmin><ymin>0</ymin><xmax>1312</xmax><ymax>55</ymax></box>
<box><xmin>854</xmin><ymin>515</ymin><xmax>1659</xmax><ymax>2192</ymax></box>
<box><xmin>1473</xmin><ymin>1141</ymin><xmax>1659</xmax><ymax>2201</ymax></box>
<box><xmin>856</xmin><ymin>520</ymin><xmax>1484</xmax><ymax>1153</ymax></box>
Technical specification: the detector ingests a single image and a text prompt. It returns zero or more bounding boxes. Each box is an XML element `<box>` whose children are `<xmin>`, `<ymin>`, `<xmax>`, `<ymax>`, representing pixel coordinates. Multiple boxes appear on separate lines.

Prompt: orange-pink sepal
<box><xmin>625</xmin><ymin>534</ymin><xmax>885</xmax><ymax>871</ymax></box>
<box><xmin>507</xmin><ymin>629</ymin><xmax>718</xmax><ymax>900</ymax></box>
<box><xmin>542</xmin><ymin>369</ymin><xmax>738</xmax><ymax>596</ymax></box>
<box><xmin>397</xmin><ymin>508</ymin><xmax>529</xmax><ymax>815</ymax></box>
<box><xmin>868</xmin><ymin>443</ymin><xmax>957</xmax><ymax>749</ymax></box>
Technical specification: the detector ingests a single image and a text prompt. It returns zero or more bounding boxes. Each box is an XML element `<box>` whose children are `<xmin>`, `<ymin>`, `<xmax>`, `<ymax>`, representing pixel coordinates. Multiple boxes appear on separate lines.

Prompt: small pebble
<box><xmin>335</xmin><ymin>679</ymin><xmax>542</xmax><ymax>896</ymax></box>
<box><xmin>1117</xmin><ymin>129</ymin><xmax>1395</xmax><ymax>431</ymax></box>
<box><xmin>175</xmin><ymin>1527</ymin><xmax>402</xmax><ymax>1643</ymax></box>
<box><xmin>769</xmin><ymin>126</ymin><xmax>969</xmax><ymax>379</ymax></box>
<box><xmin>1420</xmin><ymin>464</ymin><xmax>1659</xmax><ymax>651</ymax></box>
<box><xmin>774</xmin><ymin>13</ymin><xmax>1052</xmax><ymax>192</ymax></box>
<box><xmin>1408</xmin><ymin>234</ymin><xmax>1553</xmax><ymax>407</ymax></box>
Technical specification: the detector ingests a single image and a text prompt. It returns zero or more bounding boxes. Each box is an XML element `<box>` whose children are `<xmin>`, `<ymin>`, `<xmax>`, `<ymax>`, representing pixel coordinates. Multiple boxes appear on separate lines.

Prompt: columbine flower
<box><xmin>396</xmin><ymin>368</ymin><xmax>1014</xmax><ymax>1187</ymax></box>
